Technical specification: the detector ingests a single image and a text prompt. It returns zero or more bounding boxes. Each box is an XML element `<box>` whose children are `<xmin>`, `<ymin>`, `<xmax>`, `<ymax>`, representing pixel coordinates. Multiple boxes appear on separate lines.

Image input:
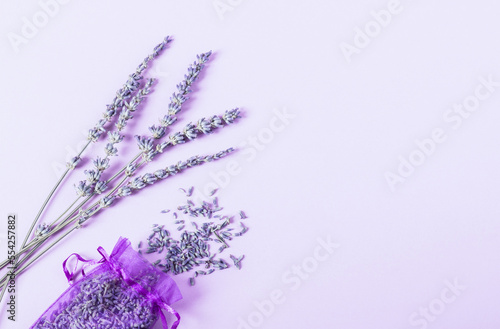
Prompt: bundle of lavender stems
<box><xmin>0</xmin><ymin>36</ymin><xmax>241</xmax><ymax>305</ymax></box>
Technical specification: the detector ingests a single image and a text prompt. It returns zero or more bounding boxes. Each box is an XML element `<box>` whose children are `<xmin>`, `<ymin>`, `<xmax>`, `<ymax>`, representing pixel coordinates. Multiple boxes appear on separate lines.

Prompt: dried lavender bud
<box><xmin>107</xmin><ymin>131</ymin><xmax>123</xmax><ymax>144</ymax></box>
<box><xmin>87</xmin><ymin>128</ymin><xmax>102</xmax><ymax>142</ymax></box>
<box><xmin>142</xmin><ymin>150</ymin><xmax>156</xmax><ymax>162</ymax></box>
<box><xmin>117</xmin><ymin>186</ymin><xmax>132</xmax><ymax>197</ymax></box>
<box><xmin>74</xmin><ymin>181</ymin><xmax>92</xmax><ymax>197</ymax></box>
<box><xmin>230</xmin><ymin>254</ymin><xmax>244</xmax><ymax>270</ymax></box>
<box><xmin>34</xmin><ymin>223</ymin><xmax>51</xmax><ymax>237</ymax></box>
<box><xmin>94</xmin><ymin>181</ymin><xmax>108</xmax><ymax>194</ymax></box>
<box><xmin>104</xmin><ymin>143</ymin><xmax>118</xmax><ymax>156</ymax></box>
<box><xmin>222</xmin><ymin>108</ymin><xmax>241</xmax><ymax>124</ymax></box>
<box><xmin>77</xmin><ymin>209</ymin><xmax>91</xmax><ymax>225</ymax></box>
<box><xmin>95</xmin><ymin>119</ymin><xmax>108</xmax><ymax>133</ymax></box>
<box><xmin>119</xmin><ymin>108</ymin><xmax>133</xmax><ymax>121</ymax></box>
<box><xmin>196</xmin><ymin>118</ymin><xmax>212</xmax><ymax>134</ymax></box>
<box><xmin>93</xmin><ymin>156</ymin><xmax>110</xmax><ymax>171</ymax></box>
<box><xmin>84</xmin><ymin>169</ymin><xmax>101</xmax><ymax>184</ymax></box>
<box><xmin>125</xmin><ymin>163</ymin><xmax>137</xmax><ymax>176</ymax></box>
<box><xmin>103</xmin><ymin>105</ymin><xmax>116</xmax><ymax>121</ymax></box>
<box><xmin>154</xmin><ymin>169</ymin><xmax>168</xmax><ymax>179</ymax></box>
<box><xmin>183</xmin><ymin>123</ymin><xmax>197</xmax><ymax>140</ymax></box>
<box><xmin>159</xmin><ymin>115</ymin><xmax>177</xmax><ymax>127</ymax></box>
<box><xmin>130</xmin><ymin>177</ymin><xmax>146</xmax><ymax>190</ymax></box>
<box><xmin>149</xmin><ymin>125</ymin><xmax>166</xmax><ymax>139</ymax></box>
<box><xmin>168</xmin><ymin>132</ymin><xmax>185</xmax><ymax>146</ymax></box>
<box><xmin>142</xmin><ymin>173</ymin><xmax>157</xmax><ymax>185</ymax></box>
<box><xmin>66</xmin><ymin>156</ymin><xmax>81</xmax><ymax>170</ymax></box>
<box><xmin>99</xmin><ymin>196</ymin><xmax>115</xmax><ymax>208</ymax></box>
<box><xmin>210</xmin><ymin>115</ymin><xmax>223</xmax><ymax>128</ymax></box>
<box><xmin>156</xmin><ymin>141</ymin><xmax>170</xmax><ymax>153</ymax></box>
<box><xmin>135</xmin><ymin>136</ymin><xmax>154</xmax><ymax>153</ymax></box>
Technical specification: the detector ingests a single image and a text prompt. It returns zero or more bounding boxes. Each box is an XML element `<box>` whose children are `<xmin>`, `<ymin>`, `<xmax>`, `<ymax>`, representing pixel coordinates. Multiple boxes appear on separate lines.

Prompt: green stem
<box><xmin>20</xmin><ymin>168</ymin><xmax>70</xmax><ymax>248</ymax></box>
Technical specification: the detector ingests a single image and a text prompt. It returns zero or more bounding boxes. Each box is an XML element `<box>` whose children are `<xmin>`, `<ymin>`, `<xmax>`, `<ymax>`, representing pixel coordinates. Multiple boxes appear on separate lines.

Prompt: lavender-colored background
<box><xmin>1</xmin><ymin>0</ymin><xmax>500</xmax><ymax>328</ymax></box>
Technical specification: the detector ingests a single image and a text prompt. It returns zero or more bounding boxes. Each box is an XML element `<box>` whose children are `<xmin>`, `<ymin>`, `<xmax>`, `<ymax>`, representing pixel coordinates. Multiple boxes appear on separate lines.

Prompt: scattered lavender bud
<box><xmin>140</xmin><ymin>187</ymin><xmax>249</xmax><ymax>285</ymax></box>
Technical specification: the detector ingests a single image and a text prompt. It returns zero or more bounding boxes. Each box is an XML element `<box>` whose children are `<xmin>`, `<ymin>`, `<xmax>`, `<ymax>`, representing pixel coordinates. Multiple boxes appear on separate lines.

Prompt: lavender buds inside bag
<box><xmin>30</xmin><ymin>237</ymin><xmax>182</xmax><ymax>329</ymax></box>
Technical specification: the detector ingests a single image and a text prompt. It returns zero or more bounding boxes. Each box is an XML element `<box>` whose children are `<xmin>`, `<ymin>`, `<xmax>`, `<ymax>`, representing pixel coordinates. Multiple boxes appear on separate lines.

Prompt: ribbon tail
<box><xmin>158</xmin><ymin>303</ymin><xmax>181</xmax><ymax>329</ymax></box>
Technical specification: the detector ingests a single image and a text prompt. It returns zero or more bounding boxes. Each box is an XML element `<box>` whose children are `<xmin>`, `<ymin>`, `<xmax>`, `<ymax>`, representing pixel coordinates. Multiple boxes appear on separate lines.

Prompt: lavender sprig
<box><xmin>148</xmin><ymin>51</ymin><xmax>212</xmax><ymax>142</ymax></box>
<box><xmin>19</xmin><ymin>37</ymin><xmax>172</xmax><ymax>256</ymax></box>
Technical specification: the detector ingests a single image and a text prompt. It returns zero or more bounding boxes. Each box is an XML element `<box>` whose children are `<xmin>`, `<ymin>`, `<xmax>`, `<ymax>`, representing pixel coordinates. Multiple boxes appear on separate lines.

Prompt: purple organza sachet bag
<box><xmin>30</xmin><ymin>237</ymin><xmax>182</xmax><ymax>329</ymax></box>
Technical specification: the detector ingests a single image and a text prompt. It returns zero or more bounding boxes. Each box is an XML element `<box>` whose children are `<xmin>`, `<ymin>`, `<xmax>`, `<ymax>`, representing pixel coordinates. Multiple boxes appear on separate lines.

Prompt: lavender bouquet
<box><xmin>0</xmin><ymin>36</ymin><xmax>242</xmax><ymax>310</ymax></box>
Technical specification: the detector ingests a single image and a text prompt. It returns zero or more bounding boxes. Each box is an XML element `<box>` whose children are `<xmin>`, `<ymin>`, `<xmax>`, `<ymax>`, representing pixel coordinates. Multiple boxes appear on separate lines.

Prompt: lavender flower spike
<box><xmin>115</xmin><ymin>148</ymin><xmax>235</xmax><ymax>197</ymax></box>
<box><xmin>87</xmin><ymin>36</ymin><xmax>170</xmax><ymax>144</ymax></box>
<box><xmin>167</xmin><ymin>51</ymin><xmax>212</xmax><ymax>117</ymax></box>
<box><xmin>155</xmin><ymin>109</ymin><xmax>241</xmax><ymax>155</ymax></box>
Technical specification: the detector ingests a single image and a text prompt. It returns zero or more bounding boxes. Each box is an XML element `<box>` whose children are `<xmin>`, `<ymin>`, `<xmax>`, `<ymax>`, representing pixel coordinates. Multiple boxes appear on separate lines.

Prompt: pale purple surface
<box><xmin>1</xmin><ymin>0</ymin><xmax>500</xmax><ymax>328</ymax></box>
